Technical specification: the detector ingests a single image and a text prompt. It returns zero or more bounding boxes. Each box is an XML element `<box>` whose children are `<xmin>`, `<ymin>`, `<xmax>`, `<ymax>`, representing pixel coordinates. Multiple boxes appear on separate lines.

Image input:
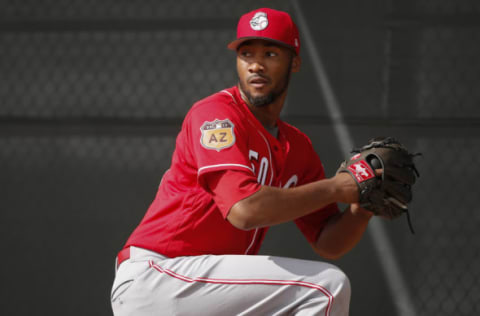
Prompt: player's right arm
<box><xmin>186</xmin><ymin>93</ymin><xmax>359</xmax><ymax>236</ymax></box>
<box><xmin>225</xmin><ymin>173</ymin><xmax>374</xmax><ymax>260</ymax></box>
<box><xmin>227</xmin><ymin>171</ymin><xmax>358</xmax><ymax>230</ymax></box>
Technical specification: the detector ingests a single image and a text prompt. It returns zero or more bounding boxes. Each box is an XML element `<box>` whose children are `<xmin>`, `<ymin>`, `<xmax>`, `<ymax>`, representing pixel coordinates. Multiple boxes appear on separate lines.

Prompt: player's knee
<box><xmin>330</xmin><ymin>267</ymin><xmax>351</xmax><ymax>308</ymax></box>
<box><xmin>298</xmin><ymin>264</ymin><xmax>351</xmax><ymax>315</ymax></box>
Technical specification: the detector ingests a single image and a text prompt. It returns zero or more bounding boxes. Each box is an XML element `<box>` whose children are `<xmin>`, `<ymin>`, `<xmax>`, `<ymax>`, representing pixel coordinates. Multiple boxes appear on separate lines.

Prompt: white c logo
<box><xmin>250</xmin><ymin>12</ymin><xmax>268</xmax><ymax>31</ymax></box>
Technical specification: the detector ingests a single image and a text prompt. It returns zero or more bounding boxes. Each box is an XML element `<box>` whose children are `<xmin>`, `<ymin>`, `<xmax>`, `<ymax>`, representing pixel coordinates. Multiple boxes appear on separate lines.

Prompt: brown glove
<box><xmin>337</xmin><ymin>137</ymin><xmax>420</xmax><ymax>232</ymax></box>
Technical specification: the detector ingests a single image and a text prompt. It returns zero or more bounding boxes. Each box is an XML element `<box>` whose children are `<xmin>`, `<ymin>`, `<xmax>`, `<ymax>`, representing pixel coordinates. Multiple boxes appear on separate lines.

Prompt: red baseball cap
<box><xmin>228</xmin><ymin>8</ymin><xmax>300</xmax><ymax>55</ymax></box>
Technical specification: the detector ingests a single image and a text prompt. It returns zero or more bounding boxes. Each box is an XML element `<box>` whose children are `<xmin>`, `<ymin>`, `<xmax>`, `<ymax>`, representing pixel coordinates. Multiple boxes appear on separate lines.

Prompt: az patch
<box><xmin>200</xmin><ymin>119</ymin><xmax>236</xmax><ymax>151</ymax></box>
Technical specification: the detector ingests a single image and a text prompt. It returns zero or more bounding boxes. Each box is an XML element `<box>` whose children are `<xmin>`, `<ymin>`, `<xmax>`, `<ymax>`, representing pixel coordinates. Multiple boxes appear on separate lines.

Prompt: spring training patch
<box><xmin>200</xmin><ymin>119</ymin><xmax>236</xmax><ymax>151</ymax></box>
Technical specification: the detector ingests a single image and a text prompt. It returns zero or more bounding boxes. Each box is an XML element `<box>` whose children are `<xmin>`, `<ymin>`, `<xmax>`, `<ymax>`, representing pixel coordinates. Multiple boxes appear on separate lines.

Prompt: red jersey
<box><xmin>124</xmin><ymin>86</ymin><xmax>339</xmax><ymax>257</ymax></box>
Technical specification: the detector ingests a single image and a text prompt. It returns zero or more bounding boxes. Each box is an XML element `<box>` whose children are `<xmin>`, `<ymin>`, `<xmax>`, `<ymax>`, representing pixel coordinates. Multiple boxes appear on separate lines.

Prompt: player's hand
<box><xmin>350</xmin><ymin>203</ymin><xmax>374</xmax><ymax>219</ymax></box>
<box><xmin>336</xmin><ymin>136</ymin><xmax>420</xmax><ymax>233</ymax></box>
<box><xmin>331</xmin><ymin>172</ymin><xmax>360</xmax><ymax>204</ymax></box>
<box><xmin>332</xmin><ymin>169</ymin><xmax>383</xmax><ymax>204</ymax></box>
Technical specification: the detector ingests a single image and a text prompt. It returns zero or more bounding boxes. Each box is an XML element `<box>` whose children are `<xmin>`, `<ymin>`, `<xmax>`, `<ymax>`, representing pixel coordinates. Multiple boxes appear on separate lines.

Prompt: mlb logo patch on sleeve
<box><xmin>200</xmin><ymin>119</ymin><xmax>236</xmax><ymax>151</ymax></box>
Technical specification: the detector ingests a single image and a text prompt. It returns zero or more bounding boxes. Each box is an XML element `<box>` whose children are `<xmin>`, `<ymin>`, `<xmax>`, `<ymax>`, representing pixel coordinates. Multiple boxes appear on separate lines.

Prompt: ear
<box><xmin>291</xmin><ymin>55</ymin><xmax>301</xmax><ymax>73</ymax></box>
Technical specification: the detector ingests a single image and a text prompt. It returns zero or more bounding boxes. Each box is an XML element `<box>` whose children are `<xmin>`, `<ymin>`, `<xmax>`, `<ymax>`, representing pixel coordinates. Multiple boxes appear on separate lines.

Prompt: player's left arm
<box><xmin>291</xmin><ymin>135</ymin><xmax>372</xmax><ymax>260</ymax></box>
<box><xmin>311</xmin><ymin>204</ymin><xmax>373</xmax><ymax>260</ymax></box>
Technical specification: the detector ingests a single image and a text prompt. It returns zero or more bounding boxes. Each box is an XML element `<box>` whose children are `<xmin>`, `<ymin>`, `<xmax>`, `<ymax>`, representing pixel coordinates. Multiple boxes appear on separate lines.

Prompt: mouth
<box><xmin>248</xmin><ymin>75</ymin><xmax>270</xmax><ymax>89</ymax></box>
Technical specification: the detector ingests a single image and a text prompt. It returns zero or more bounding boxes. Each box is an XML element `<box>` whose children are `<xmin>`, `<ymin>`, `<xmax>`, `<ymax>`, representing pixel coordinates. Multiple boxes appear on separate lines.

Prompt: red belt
<box><xmin>116</xmin><ymin>247</ymin><xmax>130</xmax><ymax>269</ymax></box>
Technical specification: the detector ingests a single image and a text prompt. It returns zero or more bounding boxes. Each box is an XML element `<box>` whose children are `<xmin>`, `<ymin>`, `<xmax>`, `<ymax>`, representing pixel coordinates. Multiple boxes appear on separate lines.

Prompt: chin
<box><xmin>249</xmin><ymin>91</ymin><xmax>267</xmax><ymax>99</ymax></box>
<box><xmin>249</xmin><ymin>87</ymin><xmax>270</xmax><ymax>97</ymax></box>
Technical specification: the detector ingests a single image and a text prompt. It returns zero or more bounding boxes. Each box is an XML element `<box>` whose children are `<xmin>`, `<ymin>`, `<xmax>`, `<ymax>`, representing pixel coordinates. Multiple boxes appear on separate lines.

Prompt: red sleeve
<box><xmin>203</xmin><ymin>169</ymin><xmax>261</xmax><ymax>218</ymax></box>
<box><xmin>185</xmin><ymin>101</ymin><xmax>254</xmax><ymax>189</ymax></box>
<box><xmin>293</xmin><ymin>136</ymin><xmax>340</xmax><ymax>243</ymax></box>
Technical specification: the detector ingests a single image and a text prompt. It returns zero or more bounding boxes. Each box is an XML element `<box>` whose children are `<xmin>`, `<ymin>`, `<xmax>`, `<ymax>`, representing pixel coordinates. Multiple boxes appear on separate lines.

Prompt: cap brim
<box><xmin>227</xmin><ymin>37</ymin><xmax>296</xmax><ymax>54</ymax></box>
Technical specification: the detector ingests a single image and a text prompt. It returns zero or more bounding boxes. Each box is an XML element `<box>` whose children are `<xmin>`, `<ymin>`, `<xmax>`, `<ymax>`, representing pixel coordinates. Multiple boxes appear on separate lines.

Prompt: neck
<box><xmin>239</xmin><ymin>86</ymin><xmax>287</xmax><ymax>128</ymax></box>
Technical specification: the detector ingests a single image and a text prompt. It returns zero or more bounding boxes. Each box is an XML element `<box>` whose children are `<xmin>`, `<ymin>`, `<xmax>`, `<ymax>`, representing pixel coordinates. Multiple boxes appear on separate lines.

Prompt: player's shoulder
<box><xmin>280</xmin><ymin>120</ymin><xmax>314</xmax><ymax>147</ymax></box>
<box><xmin>281</xmin><ymin>121</ymin><xmax>324</xmax><ymax>177</ymax></box>
<box><xmin>184</xmin><ymin>88</ymin><xmax>244</xmax><ymax>130</ymax></box>
<box><xmin>190</xmin><ymin>88</ymin><xmax>238</xmax><ymax>114</ymax></box>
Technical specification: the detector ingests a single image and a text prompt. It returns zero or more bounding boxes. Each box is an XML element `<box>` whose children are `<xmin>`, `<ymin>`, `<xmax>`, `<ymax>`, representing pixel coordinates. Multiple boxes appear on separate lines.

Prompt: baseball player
<box><xmin>111</xmin><ymin>8</ymin><xmax>374</xmax><ymax>316</ymax></box>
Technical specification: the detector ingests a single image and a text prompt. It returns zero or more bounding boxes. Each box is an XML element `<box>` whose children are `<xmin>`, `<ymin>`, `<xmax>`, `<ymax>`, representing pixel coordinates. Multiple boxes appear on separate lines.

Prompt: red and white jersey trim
<box><xmin>221</xmin><ymin>89</ymin><xmax>237</xmax><ymax>104</ymax></box>
<box><xmin>244</xmin><ymin>228</ymin><xmax>259</xmax><ymax>255</ymax></box>
<box><xmin>198</xmin><ymin>163</ymin><xmax>254</xmax><ymax>175</ymax></box>
<box><xmin>148</xmin><ymin>260</ymin><xmax>334</xmax><ymax>316</ymax></box>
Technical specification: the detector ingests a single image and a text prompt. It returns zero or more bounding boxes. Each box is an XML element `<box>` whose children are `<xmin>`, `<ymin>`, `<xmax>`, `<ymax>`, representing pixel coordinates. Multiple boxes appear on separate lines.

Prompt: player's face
<box><xmin>236</xmin><ymin>40</ymin><xmax>300</xmax><ymax>108</ymax></box>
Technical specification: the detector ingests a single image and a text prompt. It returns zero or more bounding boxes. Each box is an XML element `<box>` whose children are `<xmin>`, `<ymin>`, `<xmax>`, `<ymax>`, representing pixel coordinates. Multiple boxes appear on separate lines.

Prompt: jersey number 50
<box><xmin>249</xmin><ymin>150</ymin><xmax>269</xmax><ymax>185</ymax></box>
<box><xmin>249</xmin><ymin>149</ymin><xmax>298</xmax><ymax>188</ymax></box>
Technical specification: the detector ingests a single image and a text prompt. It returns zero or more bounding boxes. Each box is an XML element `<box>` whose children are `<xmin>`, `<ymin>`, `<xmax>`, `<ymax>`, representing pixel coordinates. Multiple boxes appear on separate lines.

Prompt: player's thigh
<box><xmin>111</xmin><ymin>259</ymin><xmax>169</xmax><ymax>316</ymax></box>
<box><xmin>151</xmin><ymin>254</ymin><xmax>350</xmax><ymax>315</ymax></box>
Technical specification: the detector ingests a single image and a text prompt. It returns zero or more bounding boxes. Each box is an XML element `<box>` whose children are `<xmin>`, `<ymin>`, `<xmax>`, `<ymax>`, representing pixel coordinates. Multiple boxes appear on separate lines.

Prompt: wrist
<box><xmin>331</xmin><ymin>172</ymin><xmax>359</xmax><ymax>204</ymax></box>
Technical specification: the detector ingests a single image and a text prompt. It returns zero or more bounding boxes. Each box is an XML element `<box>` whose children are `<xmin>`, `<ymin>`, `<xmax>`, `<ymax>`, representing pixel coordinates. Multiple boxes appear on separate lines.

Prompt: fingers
<box><xmin>350</xmin><ymin>203</ymin><xmax>374</xmax><ymax>219</ymax></box>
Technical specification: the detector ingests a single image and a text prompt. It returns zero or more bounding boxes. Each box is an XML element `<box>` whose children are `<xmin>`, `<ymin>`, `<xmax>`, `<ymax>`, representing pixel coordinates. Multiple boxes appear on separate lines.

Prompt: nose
<box><xmin>248</xmin><ymin>59</ymin><xmax>265</xmax><ymax>73</ymax></box>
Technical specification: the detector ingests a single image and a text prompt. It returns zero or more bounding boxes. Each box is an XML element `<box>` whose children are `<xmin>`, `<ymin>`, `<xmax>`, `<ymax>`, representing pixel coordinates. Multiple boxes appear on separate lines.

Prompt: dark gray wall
<box><xmin>1</xmin><ymin>0</ymin><xmax>479</xmax><ymax>315</ymax></box>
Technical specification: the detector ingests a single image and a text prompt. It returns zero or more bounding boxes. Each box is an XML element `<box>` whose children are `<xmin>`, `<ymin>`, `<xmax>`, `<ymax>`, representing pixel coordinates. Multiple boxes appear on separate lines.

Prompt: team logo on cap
<box><xmin>200</xmin><ymin>119</ymin><xmax>236</xmax><ymax>151</ymax></box>
<box><xmin>250</xmin><ymin>12</ymin><xmax>268</xmax><ymax>31</ymax></box>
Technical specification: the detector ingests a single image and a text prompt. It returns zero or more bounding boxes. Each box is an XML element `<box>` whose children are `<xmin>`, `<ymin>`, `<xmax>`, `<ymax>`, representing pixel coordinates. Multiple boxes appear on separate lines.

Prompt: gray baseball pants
<box><xmin>111</xmin><ymin>246</ymin><xmax>350</xmax><ymax>315</ymax></box>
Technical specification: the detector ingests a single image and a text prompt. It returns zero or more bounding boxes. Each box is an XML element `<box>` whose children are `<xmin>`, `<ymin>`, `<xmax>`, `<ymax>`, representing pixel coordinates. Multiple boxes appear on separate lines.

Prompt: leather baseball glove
<box><xmin>337</xmin><ymin>137</ymin><xmax>420</xmax><ymax>232</ymax></box>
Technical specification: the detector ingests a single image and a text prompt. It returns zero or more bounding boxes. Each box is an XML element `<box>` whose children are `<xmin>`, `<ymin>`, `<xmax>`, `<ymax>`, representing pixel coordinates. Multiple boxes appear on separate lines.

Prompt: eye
<box><xmin>266</xmin><ymin>51</ymin><xmax>278</xmax><ymax>57</ymax></box>
<box><xmin>239</xmin><ymin>50</ymin><xmax>252</xmax><ymax>58</ymax></box>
